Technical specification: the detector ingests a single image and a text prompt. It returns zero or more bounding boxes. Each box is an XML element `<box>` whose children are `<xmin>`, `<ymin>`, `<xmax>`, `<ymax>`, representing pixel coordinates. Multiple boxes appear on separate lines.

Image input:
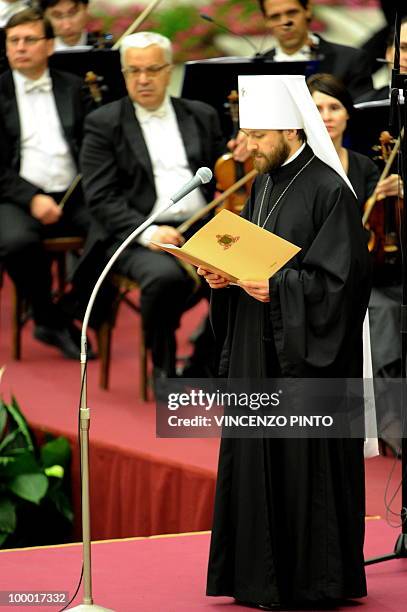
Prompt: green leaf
<box><xmin>40</xmin><ymin>437</ymin><xmax>71</xmax><ymax>469</ymax></box>
<box><xmin>9</xmin><ymin>474</ymin><xmax>48</xmax><ymax>504</ymax></box>
<box><xmin>0</xmin><ymin>428</ymin><xmax>28</xmax><ymax>454</ymax></box>
<box><xmin>0</xmin><ymin>452</ymin><xmax>40</xmax><ymax>479</ymax></box>
<box><xmin>0</xmin><ymin>497</ymin><xmax>16</xmax><ymax>533</ymax></box>
<box><xmin>0</xmin><ymin>531</ymin><xmax>9</xmax><ymax>547</ymax></box>
<box><xmin>7</xmin><ymin>397</ymin><xmax>34</xmax><ymax>451</ymax></box>
<box><xmin>0</xmin><ymin>456</ymin><xmax>15</xmax><ymax>468</ymax></box>
<box><xmin>0</xmin><ymin>401</ymin><xmax>7</xmax><ymax>438</ymax></box>
<box><xmin>47</xmin><ymin>486</ymin><xmax>74</xmax><ymax>523</ymax></box>
<box><xmin>44</xmin><ymin>465</ymin><xmax>64</xmax><ymax>479</ymax></box>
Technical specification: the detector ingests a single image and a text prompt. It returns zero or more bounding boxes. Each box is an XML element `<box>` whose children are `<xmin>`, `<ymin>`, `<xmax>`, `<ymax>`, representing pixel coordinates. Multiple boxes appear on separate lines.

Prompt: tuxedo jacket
<box><xmin>0</xmin><ymin>68</ymin><xmax>92</xmax><ymax>210</ymax></box>
<box><xmin>262</xmin><ymin>34</ymin><xmax>373</xmax><ymax>100</ymax></box>
<box><xmin>355</xmin><ymin>85</ymin><xmax>389</xmax><ymax>104</ymax></box>
<box><xmin>79</xmin><ymin>95</ymin><xmax>225</xmax><ymax>249</ymax></box>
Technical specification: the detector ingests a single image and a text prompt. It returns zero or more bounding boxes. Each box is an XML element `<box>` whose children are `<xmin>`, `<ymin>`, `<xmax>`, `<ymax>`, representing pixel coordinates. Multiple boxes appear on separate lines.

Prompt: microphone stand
<box><xmin>365</xmin><ymin>11</ymin><xmax>407</xmax><ymax>566</ymax></box>
<box><xmin>69</xmin><ymin>197</ymin><xmax>183</xmax><ymax>610</ymax></box>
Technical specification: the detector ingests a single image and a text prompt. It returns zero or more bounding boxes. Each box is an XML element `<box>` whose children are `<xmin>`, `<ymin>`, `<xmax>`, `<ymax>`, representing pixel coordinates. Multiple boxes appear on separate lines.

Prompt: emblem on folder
<box><xmin>216</xmin><ymin>234</ymin><xmax>240</xmax><ymax>250</ymax></box>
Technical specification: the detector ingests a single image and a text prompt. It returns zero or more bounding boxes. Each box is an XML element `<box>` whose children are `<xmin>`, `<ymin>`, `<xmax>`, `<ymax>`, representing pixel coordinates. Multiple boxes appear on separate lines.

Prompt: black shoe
<box><xmin>34</xmin><ymin>324</ymin><xmax>96</xmax><ymax>360</ymax></box>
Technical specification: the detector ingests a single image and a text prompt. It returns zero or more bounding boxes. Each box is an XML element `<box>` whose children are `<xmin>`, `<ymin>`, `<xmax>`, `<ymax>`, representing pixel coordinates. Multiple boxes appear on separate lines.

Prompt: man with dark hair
<box><xmin>0</xmin><ymin>8</ymin><xmax>94</xmax><ymax>359</ymax></box>
<box><xmin>258</xmin><ymin>0</ymin><xmax>373</xmax><ymax>100</ymax></box>
<box><xmin>200</xmin><ymin>73</ymin><xmax>371</xmax><ymax>610</ymax></box>
<box><xmin>39</xmin><ymin>0</ymin><xmax>107</xmax><ymax>50</ymax></box>
<box><xmin>229</xmin><ymin>0</ymin><xmax>373</xmax><ymax>164</ymax></box>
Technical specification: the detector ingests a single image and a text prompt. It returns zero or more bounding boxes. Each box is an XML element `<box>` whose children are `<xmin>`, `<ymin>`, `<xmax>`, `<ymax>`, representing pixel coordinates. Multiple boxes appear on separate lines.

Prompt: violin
<box><xmin>214</xmin><ymin>90</ymin><xmax>254</xmax><ymax>214</ymax></box>
<box><xmin>363</xmin><ymin>130</ymin><xmax>403</xmax><ymax>268</ymax></box>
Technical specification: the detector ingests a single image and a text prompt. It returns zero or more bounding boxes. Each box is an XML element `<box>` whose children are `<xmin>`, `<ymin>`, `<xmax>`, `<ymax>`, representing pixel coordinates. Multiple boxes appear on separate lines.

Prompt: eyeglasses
<box><xmin>122</xmin><ymin>64</ymin><xmax>170</xmax><ymax>78</ymax></box>
<box><xmin>7</xmin><ymin>36</ymin><xmax>47</xmax><ymax>47</ymax></box>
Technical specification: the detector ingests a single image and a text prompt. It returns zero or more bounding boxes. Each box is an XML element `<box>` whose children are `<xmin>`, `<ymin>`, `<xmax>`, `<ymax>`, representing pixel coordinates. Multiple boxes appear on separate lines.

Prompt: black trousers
<box><xmin>113</xmin><ymin>244</ymin><xmax>200</xmax><ymax>376</ymax></box>
<box><xmin>0</xmin><ymin>190</ymin><xmax>90</xmax><ymax>327</ymax></box>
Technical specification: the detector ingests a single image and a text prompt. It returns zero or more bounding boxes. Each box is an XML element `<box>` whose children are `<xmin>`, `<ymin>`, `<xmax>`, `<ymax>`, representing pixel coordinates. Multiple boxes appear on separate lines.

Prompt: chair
<box><xmin>97</xmin><ymin>267</ymin><xmax>205</xmax><ymax>401</ymax></box>
<box><xmin>11</xmin><ymin>236</ymin><xmax>85</xmax><ymax>360</ymax></box>
<box><xmin>97</xmin><ymin>273</ymin><xmax>148</xmax><ymax>401</ymax></box>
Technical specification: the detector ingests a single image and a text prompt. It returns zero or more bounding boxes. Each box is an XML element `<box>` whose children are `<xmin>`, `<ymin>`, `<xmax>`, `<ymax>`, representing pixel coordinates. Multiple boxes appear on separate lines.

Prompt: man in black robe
<box><xmin>198</xmin><ymin>75</ymin><xmax>371</xmax><ymax>610</ymax></box>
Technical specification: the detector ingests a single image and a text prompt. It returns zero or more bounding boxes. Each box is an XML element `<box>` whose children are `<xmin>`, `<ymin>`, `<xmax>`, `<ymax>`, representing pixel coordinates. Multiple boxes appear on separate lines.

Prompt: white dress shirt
<box><xmin>274</xmin><ymin>33</ymin><xmax>319</xmax><ymax>62</ymax></box>
<box><xmin>13</xmin><ymin>69</ymin><xmax>77</xmax><ymax>193</ymax></box>
<box><xmin>134</xmin><ymin>96</ymin><xmax>206</xmax><ymax>246</ymax></box>
<box><xmin>54</xmin><ymin>31</ymin><xmax>90</xmax><ymax>52</ymax></box>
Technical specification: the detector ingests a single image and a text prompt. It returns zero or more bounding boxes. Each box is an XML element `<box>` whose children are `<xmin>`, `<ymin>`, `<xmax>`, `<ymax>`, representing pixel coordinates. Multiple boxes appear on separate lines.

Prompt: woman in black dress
<box><xmin>308</xmin><ymin>73</ymin><xmax>403</xmax><ymax>453</ymax></box>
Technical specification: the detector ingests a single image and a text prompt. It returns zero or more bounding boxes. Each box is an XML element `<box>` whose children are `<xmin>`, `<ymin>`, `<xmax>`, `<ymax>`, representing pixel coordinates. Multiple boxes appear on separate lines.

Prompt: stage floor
<box><xmin>0</xmin><ymin>520</ymin><xmax>406</xmax><ymax>612</ymax></box>
<box><xmin>0</xmin><ymin>277</ymin><xmax>403</xmax><ymax>542</ymax></box>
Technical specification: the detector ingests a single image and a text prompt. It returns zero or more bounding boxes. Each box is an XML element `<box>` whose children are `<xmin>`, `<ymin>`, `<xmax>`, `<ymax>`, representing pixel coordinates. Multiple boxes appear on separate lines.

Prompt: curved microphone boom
<box><xmin>200</xmin><ymin>13</ymin><xmax>260</xmax><ymax>56</ymax></box>
<box><xmin>72</xmin><ymin>166</ymin><xmax>213</xmax><ymax>611</ymax></box>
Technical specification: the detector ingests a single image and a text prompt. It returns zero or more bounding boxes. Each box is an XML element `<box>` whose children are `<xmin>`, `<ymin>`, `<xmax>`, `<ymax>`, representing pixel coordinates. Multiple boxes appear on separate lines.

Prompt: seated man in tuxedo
<box><xmin>259</xmin><ymin>0</ymin><xmax>373</xmax><ymax>100</ymax></box>
<box><xmin>80</xmin><ymin>31</ymin><xmax>224</xmax><ymax>380</ymax></box>
<box><xmin>39</xmin><ymin>0</ymin><xmax>110</xmax><ymax>50</ymax></box>
<box><xmin>0</xmin><ymin>8</ymin><xmax>94</xmax><ymax>359</ymax></box>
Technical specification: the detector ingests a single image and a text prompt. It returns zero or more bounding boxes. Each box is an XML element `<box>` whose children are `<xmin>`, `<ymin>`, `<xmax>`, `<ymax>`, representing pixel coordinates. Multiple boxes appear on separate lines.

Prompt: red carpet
<box><xmin>0</xmin><ymin>521</ymin><xmax>406</xmax><ymax>612</ymax></box>
<box><xmin>0</xmin><ymin>276</ymin><xmax>403</xmax><ymax>542</ymax></box>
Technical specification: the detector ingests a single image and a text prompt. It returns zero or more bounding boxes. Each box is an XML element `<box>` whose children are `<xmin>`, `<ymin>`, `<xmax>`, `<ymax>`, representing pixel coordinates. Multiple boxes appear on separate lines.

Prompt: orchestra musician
<box><xmin>38</xmin><ymin>0</ymin><xmax>111</xmax><ymax>50</ymax></box>
<box><xmin>79</xmin><ymin>31</ymin><xmax>224</xmax><ymax>381</ymax></box>
<box><xmin>308</xmin><ymin>72</ymin><xmax>404</xmax><ymax>452</ymax></box>
<box><xmin>0</xmin><ymin>0</ymin><xmax>29</xmax><ymax>72</ymax></box>
<box><xmin>258</xmin><ymin>0</ymin><xmax>373</xmax><ymax>100</ymax></box>
<box><xmin>0</xmin><ymin>8</ymin><xmax>95</xmax><ymax>359</ymax></box>
<box><xmin>228</xmin><ymin>1</ymin><xmax>374</xmax><ymax>166</ymax></box>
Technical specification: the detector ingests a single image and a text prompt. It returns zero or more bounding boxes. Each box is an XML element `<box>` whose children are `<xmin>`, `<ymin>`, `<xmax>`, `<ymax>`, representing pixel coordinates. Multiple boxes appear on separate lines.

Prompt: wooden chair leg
<box><xmin>98</xmin><ymin>321</ymin><xmax>113</xmax><ymax>390</ymax></box>
<box><xmin>139</xmin><ymin>326</ymin><xmax>148</xmax><ymax>401</ymax></box>
<box><xmin>56</xmin><ymin>253</ymin><xmax>66</xmax><ymax>295</ymax></box>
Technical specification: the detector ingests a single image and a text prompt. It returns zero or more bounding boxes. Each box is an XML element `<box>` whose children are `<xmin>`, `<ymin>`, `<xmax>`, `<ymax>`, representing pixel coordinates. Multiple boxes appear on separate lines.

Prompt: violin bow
<box><xmin>58</xmin><ymin>174</ymin><xmax>83</xmax><ymax>210</ymax></box>
<box><xmin>112</xmin><ymin>0</ymin><xmax>164</xmax><ymax>50</ymax></box>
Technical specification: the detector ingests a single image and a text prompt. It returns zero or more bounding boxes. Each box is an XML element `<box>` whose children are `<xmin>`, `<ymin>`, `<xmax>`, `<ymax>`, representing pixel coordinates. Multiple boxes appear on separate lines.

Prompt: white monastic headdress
<box><xmin>238</xmin><ymin>74</ymin><xmax>355</xmax><ymax>195</ymax></box>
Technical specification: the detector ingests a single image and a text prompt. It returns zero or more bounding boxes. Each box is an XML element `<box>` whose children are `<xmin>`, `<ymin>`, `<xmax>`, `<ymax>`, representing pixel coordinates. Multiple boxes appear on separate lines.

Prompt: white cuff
<box><xmin>137</xmin><ymin>224</ymin><xmax>159</xmax><ymax>247</ymax></box>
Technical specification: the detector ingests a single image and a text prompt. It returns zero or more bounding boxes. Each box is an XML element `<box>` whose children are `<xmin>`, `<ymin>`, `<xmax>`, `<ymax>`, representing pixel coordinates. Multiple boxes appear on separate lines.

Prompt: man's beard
<box><xmin>252</xmin><ymin>139</ymin><xmax>290</xmax><ymax>173</ymax></box>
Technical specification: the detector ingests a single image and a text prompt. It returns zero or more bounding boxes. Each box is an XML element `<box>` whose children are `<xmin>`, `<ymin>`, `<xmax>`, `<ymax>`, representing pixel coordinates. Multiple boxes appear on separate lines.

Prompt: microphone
<box><xmin>169</xmin><ymin>167</ymin><xmax>213</xmax><ymax>204</ymax></box>
<box><xmin>200</xmin><ymin>13</ymin><xmax>260</xmax><ymax>56</ymax></box>
<box><xmin>81</xmin><ymin>166</ymin><xmax>213</xmax><ymax>348</ymax></box>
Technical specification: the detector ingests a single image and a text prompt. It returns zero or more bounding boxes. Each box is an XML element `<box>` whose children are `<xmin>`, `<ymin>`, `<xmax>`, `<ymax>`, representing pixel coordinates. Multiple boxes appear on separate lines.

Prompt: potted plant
<box><xmin>0</xmin><ymin>367</ymin><xmax>74</xmax><ymax>548</ymax></box>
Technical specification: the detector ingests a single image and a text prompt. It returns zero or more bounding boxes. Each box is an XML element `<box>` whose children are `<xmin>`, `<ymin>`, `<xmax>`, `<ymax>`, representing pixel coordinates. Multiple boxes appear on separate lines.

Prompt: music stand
<box><xmin>49</xmin><ymin>48</ymin><xmax>127</xmax><ymax>103</ymax></box>
<box><xmin>181</xmin><ymin>56</ymin><xmax>319</xmax><ymax>136</ymax></box>
<box><xmin>347</xmin><ymin>99</ymin><xmax>404</xmax><ymax>156</ymax></box>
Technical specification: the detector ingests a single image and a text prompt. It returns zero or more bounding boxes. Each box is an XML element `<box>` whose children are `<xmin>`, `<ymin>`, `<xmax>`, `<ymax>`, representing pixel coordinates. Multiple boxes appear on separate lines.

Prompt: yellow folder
<box><xmin>151</xmin><ymin>209</ymin><xmax>301</xmax><ymax>282</ymax></box>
